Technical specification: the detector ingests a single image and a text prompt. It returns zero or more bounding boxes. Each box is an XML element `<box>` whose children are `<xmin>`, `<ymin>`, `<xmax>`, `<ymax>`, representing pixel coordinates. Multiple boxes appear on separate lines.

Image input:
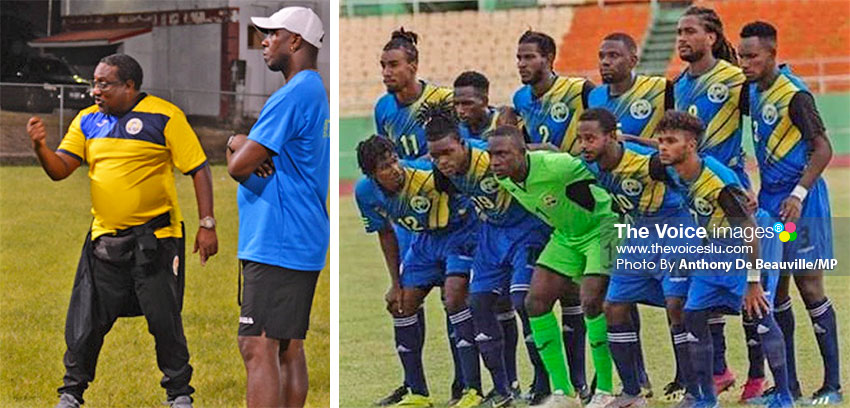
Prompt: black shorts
<box><xmin>238</xmin><ymin>260</ymin><xmax>320</xmax><ymax>340</ymax></box>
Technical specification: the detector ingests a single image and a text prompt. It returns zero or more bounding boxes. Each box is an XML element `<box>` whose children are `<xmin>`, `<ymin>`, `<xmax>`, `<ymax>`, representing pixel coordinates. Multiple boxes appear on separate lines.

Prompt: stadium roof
<box><xmin>28</xmin><ymin>27</ymin><xmax>152</xmax><ymax>48</ymax></box>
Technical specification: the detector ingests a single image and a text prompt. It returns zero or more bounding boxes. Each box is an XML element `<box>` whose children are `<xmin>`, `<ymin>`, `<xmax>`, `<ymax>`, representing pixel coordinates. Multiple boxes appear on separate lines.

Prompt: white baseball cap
<box><xmin>251</xmin><ymin>6</ymin><xmax>324</xmax><ymax>49</ymax></box>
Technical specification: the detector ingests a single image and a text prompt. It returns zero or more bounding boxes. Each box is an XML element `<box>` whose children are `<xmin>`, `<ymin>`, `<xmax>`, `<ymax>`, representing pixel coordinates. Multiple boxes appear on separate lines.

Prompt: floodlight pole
<box><xmin>47</xmin><ymin>0</ymin><xmax>53</xmax><ymax>36</ymax></box>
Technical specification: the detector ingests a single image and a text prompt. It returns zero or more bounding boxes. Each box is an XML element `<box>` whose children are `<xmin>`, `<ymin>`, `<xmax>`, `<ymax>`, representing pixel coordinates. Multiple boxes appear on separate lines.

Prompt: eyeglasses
<box><xmin>90</xmin><ymin>80</ymin><xmax>123</xmax><ymax>91</ymax></box>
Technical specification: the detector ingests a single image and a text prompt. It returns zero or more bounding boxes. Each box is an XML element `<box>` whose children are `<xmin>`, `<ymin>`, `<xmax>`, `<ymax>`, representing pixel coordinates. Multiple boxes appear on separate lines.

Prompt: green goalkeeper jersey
<box><xmin>497</xmin><ymin>151</ymin><xmax>617</xmax><ymax>241</ymax></box>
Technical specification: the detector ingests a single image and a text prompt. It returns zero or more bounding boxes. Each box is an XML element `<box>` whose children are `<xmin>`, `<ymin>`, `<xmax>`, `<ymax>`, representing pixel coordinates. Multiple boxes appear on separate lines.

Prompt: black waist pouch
<box><xmin>91</xmin><ymin>212</ymin><xmax>171</xmax><ymax>269</ymax></box>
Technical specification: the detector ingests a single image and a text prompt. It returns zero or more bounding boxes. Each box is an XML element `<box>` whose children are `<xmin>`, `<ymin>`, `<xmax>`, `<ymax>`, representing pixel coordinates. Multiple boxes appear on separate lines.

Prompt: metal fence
<box><xmin>0</xmin><ymin>82</ymin><xmax>273</xmax><ymax>164</ymax></box>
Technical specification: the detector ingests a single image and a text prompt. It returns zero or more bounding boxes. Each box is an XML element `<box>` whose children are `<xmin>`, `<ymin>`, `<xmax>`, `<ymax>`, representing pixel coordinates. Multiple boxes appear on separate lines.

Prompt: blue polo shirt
<box><xmin>237</xmin><ymin>70</ymin><xmax>330</xmax><ymax>271</ymax></box>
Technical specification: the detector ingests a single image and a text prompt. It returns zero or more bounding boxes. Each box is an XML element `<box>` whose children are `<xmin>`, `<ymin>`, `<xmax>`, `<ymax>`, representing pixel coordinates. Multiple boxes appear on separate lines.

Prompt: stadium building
<box><xmin>24</xmin><ymin>0</ymin><xmax>330</xmax><ymax>117</ymax></box>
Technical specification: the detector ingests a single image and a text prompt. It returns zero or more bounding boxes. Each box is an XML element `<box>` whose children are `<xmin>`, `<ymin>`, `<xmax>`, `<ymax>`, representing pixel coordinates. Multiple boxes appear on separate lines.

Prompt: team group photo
<box><xmin>340</xmin><ymin>1</ymin><xmax>849</xmax><ymax>407</ymax></box>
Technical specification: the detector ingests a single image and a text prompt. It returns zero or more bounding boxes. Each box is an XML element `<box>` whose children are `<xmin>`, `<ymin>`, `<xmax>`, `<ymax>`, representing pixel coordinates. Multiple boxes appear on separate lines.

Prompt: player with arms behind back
<box><xmin>513</xmin><ymin>30</ymin><xmax>595</xmax><ymax>156</ymax></box>
<box><xmin>739</xmin><ymin>21</ymin><xmax>841</xmax><ymax>406</ymax></box>
<box><xmin>674</xmin><ymin>7</ymin><xmax>750</xmax><ymax>394</ymax></box>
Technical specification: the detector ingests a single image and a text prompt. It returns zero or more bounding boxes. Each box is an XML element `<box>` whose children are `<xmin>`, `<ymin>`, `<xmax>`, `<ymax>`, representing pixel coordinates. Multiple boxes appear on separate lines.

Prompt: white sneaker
<box><xmin>538</xmin><ymin>390</ymin><xmax>582</xmax><ymax>408</ymax></box>
<box><xmin>585</xmin><ymin>391</ymin><xmax>617</xmax><ymax>408</ymax></box>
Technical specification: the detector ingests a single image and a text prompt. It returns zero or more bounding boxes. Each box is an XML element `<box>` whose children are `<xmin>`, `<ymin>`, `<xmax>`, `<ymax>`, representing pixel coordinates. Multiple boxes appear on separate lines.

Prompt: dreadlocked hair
<box><xmin>384</xmin><ymin>27</ymin><xmax>419</xmax><ymax>63</ymax></box>
<box><xmin>356</xmin><ymin>135</ymin><xmax>396</xmax><ymax>176</ymax></box>
<box><xmin>417</xmin><ymin>100</ymin><xmax>459</xmax><ymax>142</ymax></box>
<box><xmin>683</xmin><ymin>6</ymin><xmax>738</xmax><ymax>65</ymax></box>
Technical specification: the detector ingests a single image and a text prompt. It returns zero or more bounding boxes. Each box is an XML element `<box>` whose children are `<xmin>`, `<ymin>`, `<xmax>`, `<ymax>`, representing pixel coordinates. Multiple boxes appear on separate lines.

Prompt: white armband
<box><xmin>791</xmin><ymin>185</ymin><xmax>808</xmax><ymax>202</ymax></box>
<box><xmin>747</xmin><ymin>269</ymin><xmax>761</xmax><ymax>283</ymax></box>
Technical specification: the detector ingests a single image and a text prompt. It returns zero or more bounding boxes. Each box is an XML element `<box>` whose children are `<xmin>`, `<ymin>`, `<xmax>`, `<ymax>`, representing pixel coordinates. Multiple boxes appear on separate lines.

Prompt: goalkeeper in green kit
<box><xmin>487</xmin><ymin>125</ymin><xmax>620</xmax><ymax>408</ymax></box>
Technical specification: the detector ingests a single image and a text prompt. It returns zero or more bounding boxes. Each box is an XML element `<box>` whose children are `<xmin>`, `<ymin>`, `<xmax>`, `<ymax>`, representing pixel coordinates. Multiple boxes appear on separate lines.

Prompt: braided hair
<box><xmin>383</xmin><ymin>27</ymin><xmax>419</xmax><ymax>63</ymax></box>
<box><xmin>682</xmin><ymin>6</ymin><xmax>738</xmax><ymax>66</ymax></box>
<box><xmin>416</xmin><ymin>100</ymin><xmax>459</xmax><ymax>142</ymax></box>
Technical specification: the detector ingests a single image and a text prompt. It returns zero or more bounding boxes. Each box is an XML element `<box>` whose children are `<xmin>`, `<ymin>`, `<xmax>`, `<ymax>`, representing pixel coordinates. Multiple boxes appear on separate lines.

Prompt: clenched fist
<box><xmin>27</xmin><ymin>117</ymin><xmax>48</xmax><ymax>150</ymax></box>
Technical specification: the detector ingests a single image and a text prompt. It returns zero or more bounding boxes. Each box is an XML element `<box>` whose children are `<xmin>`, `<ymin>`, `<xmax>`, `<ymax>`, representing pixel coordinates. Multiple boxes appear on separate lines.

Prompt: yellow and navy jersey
<box><xmin>669</xmin><ymin>156</ymin><xmax>749</xmax><ymax>246</ymax></box>
<box><xmin>458</xmin><ymin>107</ymin><xmax>501</xmax><ymax>141</ymax></box>
<box><xmin>587</xmin><ymin>75</ymin><xmax>672</xmax><ymax>139</ymax></box>
<box><xmin>513</xmin><ymin>76</ymin><xmax>594</xmax><ymax>155</ymax></box>
<box><xmin>354</xmin><ymin>160</ymin><xmax>472</xmax><ymax>234</ymax></box>
<box><xmin>750</xmin><ymin>65</ymin><xmax>824</xmax><ymax>189</ymax></box>
<box><xmin>674</xmin><ymin>59</ymin><xmax>750</xmax><ymax>188</ymax></box>
<box><xmin>584</xmin><ymin>142</ymin><xmax>686</xmax><ymax>221</ymax></box>
<box><xmin>446</xmin><ymin>140</ymin><xmax>536</xmax><ymax>227</ymax></box>
<box><xmin>374</xmin><ymin>81</ymin><xmax>453</xmax><ymax>159</ymax></box>
<box><xmin>57</xmin><ymin>94</ymin><xmax>207</xmax><ymax>240</ymax></box>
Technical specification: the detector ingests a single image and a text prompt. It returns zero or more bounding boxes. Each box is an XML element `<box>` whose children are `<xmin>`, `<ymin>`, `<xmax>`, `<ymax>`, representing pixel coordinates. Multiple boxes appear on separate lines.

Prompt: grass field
<box><xmin>340</xmin><ymin>168</ymin><xmax>850</xmax><ymax>407</ymax></box>
<box><xmin>0</xmin><ymin>165</ymin><xmax>329</xmax><ymax>407</ymax></box>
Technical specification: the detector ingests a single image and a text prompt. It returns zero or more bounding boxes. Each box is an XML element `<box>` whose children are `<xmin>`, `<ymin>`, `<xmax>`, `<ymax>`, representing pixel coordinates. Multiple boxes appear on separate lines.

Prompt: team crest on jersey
<box><xmin>688</xmin><ymin>104</ymin><xmax>699</xmax><ymax>117</ymax></box>
<box><xmin>761</xmin><ymin>103</ymin><xmax>779</xmax><ymax>126</ymax></box>
<box><xmin>621</xmin><ymin>178</ymin><xmax>643</xmax><ymax>197</ymax></box>
<box><xmin>629</xmin><ymin>99</ymin><xmax>652</xmax><ymax>120</ymax></box>
<box><xmin>125</xmin><ymin>118</ymin><xmax>143</xmax><ymax>135</ymax></box>
<box><xmin>694</xmin><ymin>197</ymin><xmax>714</xmax><ymax>217</ymax></box>
<box><xmin>409</xmin><ymin>195</ymin><xmax>431</xmax><ymax>214</ymax></box>
<box><xmin>542</xmin><ymin>194</ymin><xmax>558</xmax><ymax>208</ymax></box>
<box><xmin>707</xmin><ymin>83</ymin><xmax>730</xmax><ymax>104</ymax></box>
<box><xmin>550</xmin><ymin>102</ymin><xmax>570</xmax><ymax>123</ymax></box>
<box><xmin>480</xmin><ymin>176</ymin><xmax>499</xmax><ymax>194</ymax></box>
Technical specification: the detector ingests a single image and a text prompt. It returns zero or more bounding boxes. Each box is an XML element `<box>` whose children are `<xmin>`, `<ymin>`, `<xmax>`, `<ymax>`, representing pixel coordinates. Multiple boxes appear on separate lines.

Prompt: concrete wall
<box><xmin>120</xmin><ymin>24</ymin><xmax>222</xmax><ymax>116</ymax></box>
<box><xmin>232</xmin><ymin>0</ymin><xmax>330</xmax><ymax>115</ymax></box>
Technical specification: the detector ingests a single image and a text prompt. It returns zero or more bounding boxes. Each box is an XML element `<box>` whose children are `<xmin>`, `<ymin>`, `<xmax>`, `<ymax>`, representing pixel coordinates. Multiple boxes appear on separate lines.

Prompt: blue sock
<box><xmin>394</xmin><ymin>314</ymin><xmax>428</xmax><ymax>396</ymax></box>
<box><xmin>498</xmin><ymin>308</ymin><xmax>519</xmax><ymax>386</ymax></box>
<box><xmin>446</xmin><ymin>311</ymin><xmax>464</xmax><ymax>394</ymax></box>
<box><xmin>609</xmin><ymin>323</ymin><xmax>640</xmax><ymax>396</ymax></box>
<box><xmin>743</xmin><ymin>319</ymin><xmax>765</xmax><ymax>379</ymax></box>
<box><xmin>807</xmin><ymin>297</ymin><xmax>841</xmax><ymax>390</ymax></box>
<box><xmin>630</xmin><ymin>305</ymin><xmax>649</xmax><ymax>386</ymax></box>
<box><xmin>450</xmin><ymin>308</ymin><xmax>482</xmax><ymax>393</ymax></box>
<box><xmin>470</xmin><ymin>293</ymin><xmax>510</xmax><ymax>397</ymax></box>
<box><xmin>685</xmin><ymin>309</ymin><xmax>716</xmax><ymax>403</ymax></box>
<box><xmin>513</xmin><ymin>292</ymin><xmax>549</xmax><ymax>395</ymax></box>
<box><xmin>561</xmin><ymin>303</ymin><xmax>587</xmax><ymax>390</ymax></box>
<box><xmin>708</xmin><ymin>315</ymin><xmax>727</xmax><ymax>375</ymax></box>
<box><xmin>775</xmin><ymin>297</ymin><xmax>801</xmax><ymax>396</ymax></box>
<box><xmin>672</xmin><ymin>324</ymin><xmax>697</xmax><ymax>396</ymax></box>
<box><xmin>755</xmin><ymin>313</ymin><xmax>792</xmax><ymax>400</ymax></box>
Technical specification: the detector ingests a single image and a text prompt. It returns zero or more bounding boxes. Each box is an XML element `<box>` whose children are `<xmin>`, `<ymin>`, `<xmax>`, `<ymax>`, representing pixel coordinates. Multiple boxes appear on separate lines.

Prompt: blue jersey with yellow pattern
<box><xmin>446</xmin><ymin>140</ymin><xmax>539</xmax><ymax>227</ymax></box>
<box><xmin>374</xmin><ymin>81</ymin><xmax>453</xmax><ymax>160</ymax></box>
<box><xmin>674</xmin><ymin>59</ymin><xmax>749</xmax><ymax>188</ymax></box>
<box><xmin>513</xmin><ymin>76</ymin><xmax>593</xmax><ymax>155</ymax></box>
<box><xmin>458</xmin><ymin>107</ymin><xmax>500</xmax><ymax>141</ymax></box>
<box><xmin>355</xmin><ymin>160</ymin><xmax>472</xmax><ymax>234</ymax></box>
<box><xmin>584</xmin><ymin>142</ymin><xmax>686</xmax><ymax>222</ymax></box>
<box><xmin>588</xmin><ymin>75</ymin><xmax>672</xmax><ymax>139</ymax></box>
<box><xmin>750</xmin><ymin>65</ymin><xmax>813</xmax><ymax>188</ymax></box>
<box><xmin>668</xmin><ymin>156</ymin><xmax>749</xmax><ymax>246</ymax></box>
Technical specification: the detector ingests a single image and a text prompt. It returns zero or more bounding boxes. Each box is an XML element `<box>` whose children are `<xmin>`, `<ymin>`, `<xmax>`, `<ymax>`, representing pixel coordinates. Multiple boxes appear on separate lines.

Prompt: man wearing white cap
<box><xmin>226</xmin><ymin>6</ymin><xmax>329</xmax><ymax>408</ymax></box>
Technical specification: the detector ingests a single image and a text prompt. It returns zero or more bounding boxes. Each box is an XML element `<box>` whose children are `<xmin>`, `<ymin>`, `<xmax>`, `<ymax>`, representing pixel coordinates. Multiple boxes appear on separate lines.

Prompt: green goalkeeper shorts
<box><xmin>535</xmin><ymin>225</ymin><xmax>618</xmax><ymax>283</ymax></box>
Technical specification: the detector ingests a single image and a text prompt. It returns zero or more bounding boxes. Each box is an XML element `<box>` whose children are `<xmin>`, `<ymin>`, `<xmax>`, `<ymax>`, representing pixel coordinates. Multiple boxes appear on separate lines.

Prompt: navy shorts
<box><xmin>759</xmin><ymin>177</ymin><xmax>833</xmax><ymax>270</ymax></box>
<box><xmin>400</xmin><ymin>218</ymin><xmax>478</xmax><ymax>289</ymax></box>
<box><xmin>469</xmin><ymin>217</ymin><xmax>551</xmax><ymax>294</ymax></box>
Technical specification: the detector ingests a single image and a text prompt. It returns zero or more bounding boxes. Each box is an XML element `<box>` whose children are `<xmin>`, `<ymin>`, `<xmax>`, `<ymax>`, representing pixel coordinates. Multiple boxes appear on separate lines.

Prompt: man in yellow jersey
<box><xmin>27</xmin><ymin>54</ymin><xmax>217</xmax><ymax>408</ymax></box>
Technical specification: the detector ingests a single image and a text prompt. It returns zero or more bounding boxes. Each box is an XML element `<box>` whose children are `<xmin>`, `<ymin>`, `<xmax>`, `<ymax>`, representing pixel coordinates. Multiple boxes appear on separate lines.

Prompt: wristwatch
<box><xmin>199</xmin><ymin>216</ymin><xmax>216</xmax><ymax>229</ymax></box>
<box><xmin>226</xmin><ymin>135</ymin><xmax>236</xmax><ymax>153</ymax></box>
